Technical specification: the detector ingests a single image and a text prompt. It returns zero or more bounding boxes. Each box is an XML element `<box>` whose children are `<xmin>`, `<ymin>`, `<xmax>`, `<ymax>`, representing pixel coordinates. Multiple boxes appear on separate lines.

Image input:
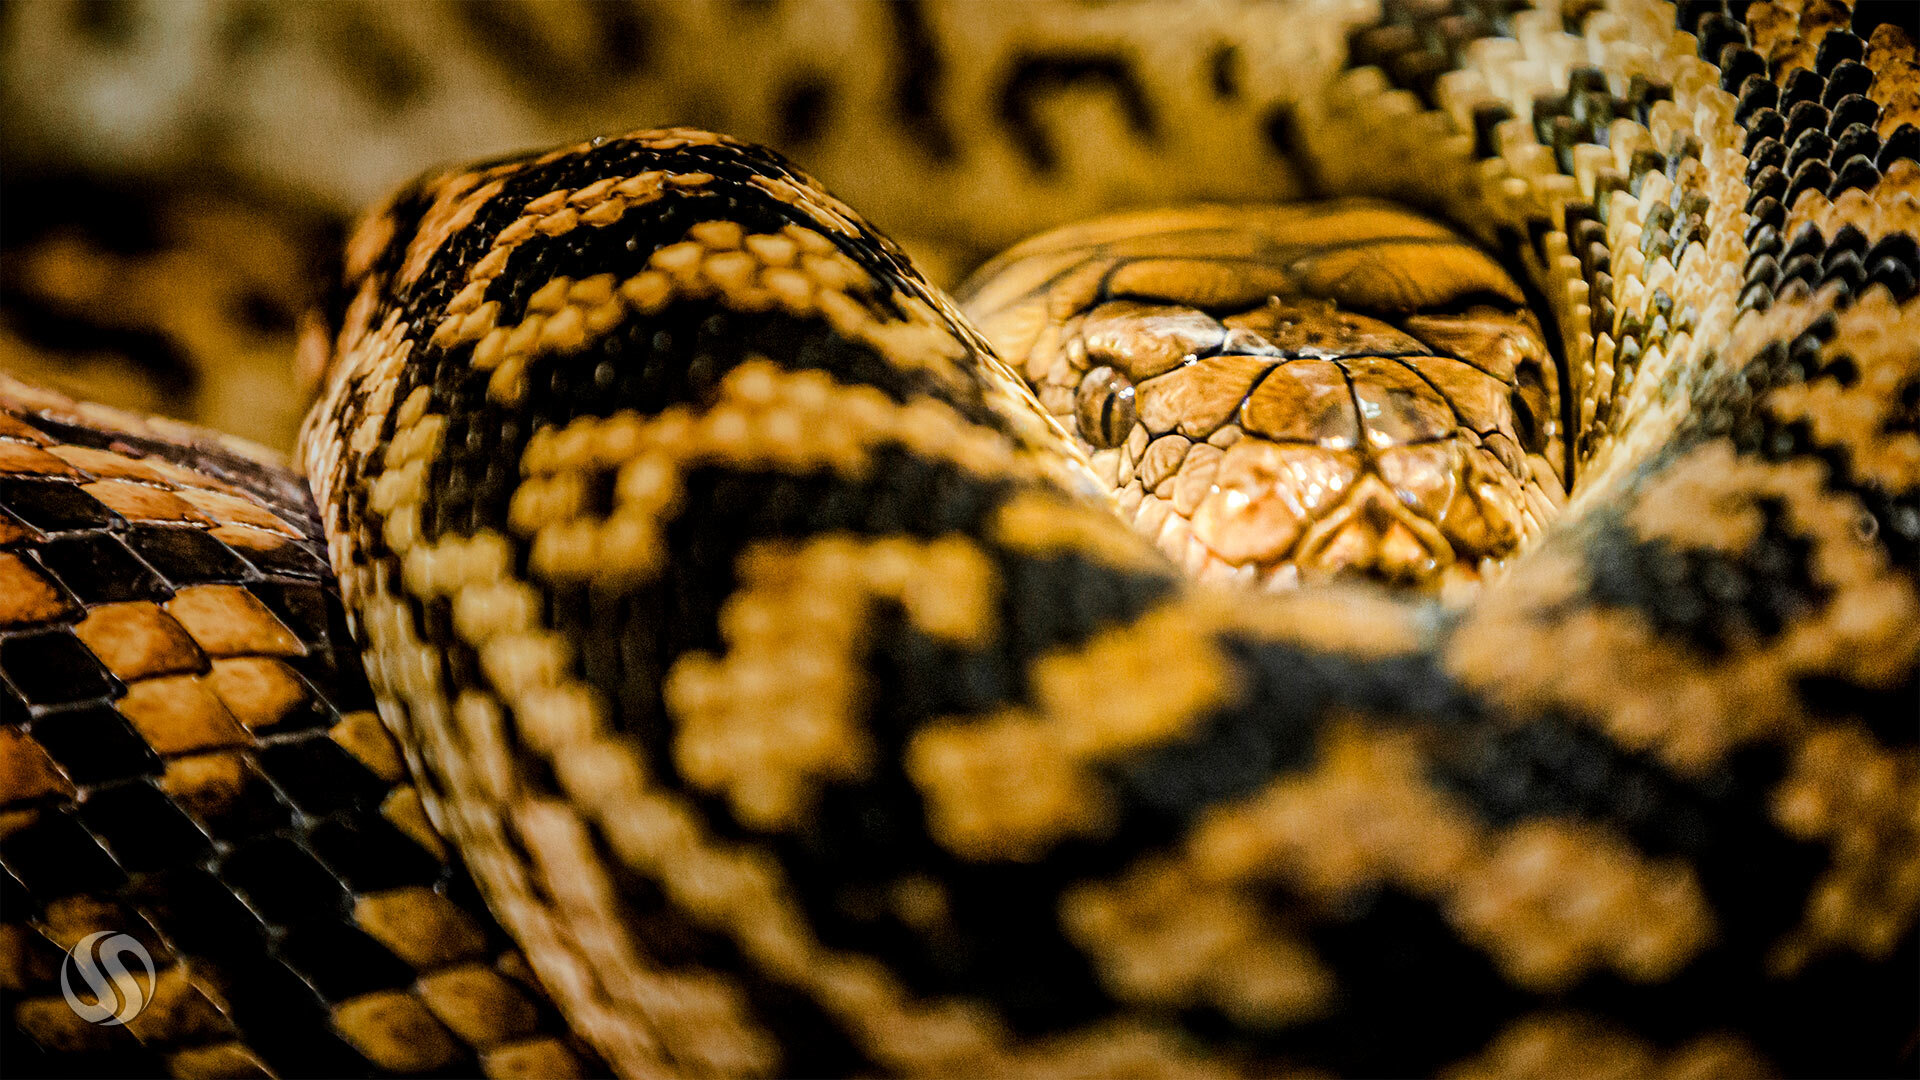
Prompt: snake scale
<box><xmin>3</xmin><ymin>1</ymin><xmax>1918</xmax><ymax>1077</ymax></box>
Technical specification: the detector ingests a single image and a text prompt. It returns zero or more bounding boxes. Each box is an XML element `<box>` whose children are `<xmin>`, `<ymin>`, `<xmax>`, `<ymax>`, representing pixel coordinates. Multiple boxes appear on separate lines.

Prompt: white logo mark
<box><xmin>60</xmin><ymin>931</ymin><xmax>155</xmax><ymax>1026</ymax></box>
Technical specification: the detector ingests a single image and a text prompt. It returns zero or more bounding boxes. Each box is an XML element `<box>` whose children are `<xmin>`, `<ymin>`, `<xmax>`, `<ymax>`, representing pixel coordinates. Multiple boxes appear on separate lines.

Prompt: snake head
<box><xmin>961</xmin><ymin>201</ymin><xmax>1569</xmax><ymax>593</ymax></box>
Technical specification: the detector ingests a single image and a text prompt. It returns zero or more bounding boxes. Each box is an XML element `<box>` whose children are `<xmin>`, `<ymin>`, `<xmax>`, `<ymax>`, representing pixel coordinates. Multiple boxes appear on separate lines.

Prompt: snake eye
<box><xmin>1075</xmin><ymin>365</ymin><xmax>1137</xmax><ymax>449</ymax></box>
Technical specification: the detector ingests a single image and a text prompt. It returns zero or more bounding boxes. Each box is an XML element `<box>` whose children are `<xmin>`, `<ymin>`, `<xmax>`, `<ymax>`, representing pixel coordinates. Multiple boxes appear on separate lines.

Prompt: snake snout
<box><xmin>1180</xmin><ymin>430</ymin><xmax>1541</xmax><ymax>592</ymax></box>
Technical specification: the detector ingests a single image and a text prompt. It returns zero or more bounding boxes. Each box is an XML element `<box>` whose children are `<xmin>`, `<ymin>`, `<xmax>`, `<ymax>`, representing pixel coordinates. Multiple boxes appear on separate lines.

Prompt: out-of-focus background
<box><xmin>0</xmin><ymin>0</ymin><xmax>1347</xmax><ymax>449</ymax></box>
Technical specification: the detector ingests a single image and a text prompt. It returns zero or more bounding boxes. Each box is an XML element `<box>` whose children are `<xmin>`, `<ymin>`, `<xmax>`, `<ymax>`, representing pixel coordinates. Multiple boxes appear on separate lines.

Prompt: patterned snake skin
<box><xmin>6</xmin><ymin>1</ymin><xmax>1920</xmax><ymax>1077</ymax></box>
<box><xmin>0</xmin><ymin>381</ymin><xmax>602</xmax><ymax>1076</ymax></box>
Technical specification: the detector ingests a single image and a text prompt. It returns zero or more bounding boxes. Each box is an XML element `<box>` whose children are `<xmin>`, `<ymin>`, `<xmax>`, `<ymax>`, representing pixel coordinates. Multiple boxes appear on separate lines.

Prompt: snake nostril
<box><xmin>1510</xmin><ymin>361</ymin><xmax>1551</xmax><ymax>456</ymax></box>
<box><xmin>1510</xmin><ymin>391</ymin><xmax>1540</xmax><ymax>452</ymax></box>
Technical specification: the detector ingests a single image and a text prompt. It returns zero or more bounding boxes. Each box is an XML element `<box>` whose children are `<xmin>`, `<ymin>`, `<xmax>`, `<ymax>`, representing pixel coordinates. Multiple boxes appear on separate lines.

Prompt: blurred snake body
<box><xmin>3</xmin><ymin>2</ymin><xmax>1919</xmax><ymax>1078</ymax></box>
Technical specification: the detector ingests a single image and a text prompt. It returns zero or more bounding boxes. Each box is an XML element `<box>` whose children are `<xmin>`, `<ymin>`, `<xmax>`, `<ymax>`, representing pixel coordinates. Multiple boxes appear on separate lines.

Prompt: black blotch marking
<box><xmin>1209</xmin><ymin>41</ymin><xmax>1243</xmax><ymax>99</ymax></box>
<box><xmin>997</xmin><ymin>53</ymin><xmax>1158</xmax><ymax>172</ymax></box>
<box><xmin>885</xmin><ymin>0</ymin><xmax>957</xmax><ymax>161</ymax></box>
<box><xmin>69</xmin><ymin>0</ymin><xmax>137</xmax><ymax>47</ymax></box>
<box><xmin>1123</xmin><ymin>643</ymin><xmax>1466</xmax><ymax>827</ymax></box>
<box><xmin>1262</xmin><ymin>102</ymin><xmax>1298</xmax><ymax>160</ymax></box>
<box><xmin>1581</xmin><ymin>503</ymin><xmax>1826</xmax><ymax>658</ymax></box>
<box><xmin>453</xmin><ymin>0</ymin><xmax>651</xmax><ymax>103</ymax></box>
<box><xmin>1253</xmin><ymin>888</ymin><xmax>1525</xmax><ymax>1077</ymax></box>
<box><xmin>218</xmin><ymin>1</ymin><xmax>275</xmax><ymax>57</ymax></box>
<box><xmin>0</xmin><ymin>301</ymin><xmax>199</xmax><ymax>399</ymax></box>
<box><xmin>1850</xmin><ymin>0</ymin><xmax>1916</xmax><ymax>36</ymax></box>
<box><xmin>328</xmin><ymin>6</ymin><xmax>430</xmax><ymax>113</ymax></box>
<box><xmin>0</xmin><ymin>173</ymin><xmax>164</xmax><ymax>254</ymax></box>
<box><xmin>1799</xmin><ymin>668</ymin><xmax>1920</xmax><ymax>748</ymax></box>
<box><xmin>775</xmin><ymin>72</ymin><xmax>834</xmax><ymax>150</ymax></box>
<box><xmin>233</xmin><ymin>288</ymin><xmax>297</xmax><ymax>335</ymax></box>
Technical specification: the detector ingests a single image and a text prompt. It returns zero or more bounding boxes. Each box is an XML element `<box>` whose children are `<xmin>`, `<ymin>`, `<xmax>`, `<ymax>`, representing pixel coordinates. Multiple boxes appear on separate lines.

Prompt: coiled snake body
<box><xmin>4</xmin><ymin>2</ymin><xmax>1918</xmax><ymax>1077</ymax></box>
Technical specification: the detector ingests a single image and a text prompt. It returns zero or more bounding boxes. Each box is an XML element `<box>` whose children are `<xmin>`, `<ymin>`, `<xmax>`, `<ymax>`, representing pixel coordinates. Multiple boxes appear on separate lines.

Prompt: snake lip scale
<box><xmin>3</xmin><ymin>2</ymin><xmax>1919</xmax><ymax>1078</ymax></box>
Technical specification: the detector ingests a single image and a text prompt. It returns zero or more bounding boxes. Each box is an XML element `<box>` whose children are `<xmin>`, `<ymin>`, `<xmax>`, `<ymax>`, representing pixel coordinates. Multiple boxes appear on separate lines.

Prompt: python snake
<box><xmin>3</xmin><ymin>2</ymin><xmax>1918</xmax><ymax>1077</ymax></box>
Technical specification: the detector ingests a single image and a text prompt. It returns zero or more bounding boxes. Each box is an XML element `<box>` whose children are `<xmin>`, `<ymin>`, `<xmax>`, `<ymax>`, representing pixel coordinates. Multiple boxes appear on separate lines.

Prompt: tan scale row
<box><xmin>1744</xmin><ymin>0</ymin><xmax>1857</xmax><ymax>84</ymax></box>
<box><xmin>1438</xmin><ymin>1012</ymin><xmax>1771</xmax><ymax>1080</ymax></box>
<box><xmin>667</xmin><ymin>533</ymin><xmax>998</xmax><ymax>830</ymax></box>
<box><xmin>1060</xmin><ymin>853</ymin><xmax>1334</xmax><ymax>1029</ymax></box>
<box><xmin>504</xmin><ymin>359</ymin><xmax>1045</xmax><ymax>590</ymax></box>
<box><xmin>1768</xmin><ymin>721</ymin><xmax>1920</xmax><ymax>975</ymax></box>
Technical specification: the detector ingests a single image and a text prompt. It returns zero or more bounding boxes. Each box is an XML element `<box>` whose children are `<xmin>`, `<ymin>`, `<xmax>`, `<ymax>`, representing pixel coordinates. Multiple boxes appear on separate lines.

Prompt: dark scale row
<box><xmin>1492</xmin><ymin>90</ymin><xmax>1704</xmax><ymax>442</ymax></box>
<box><xmin>1515</xmin><ymin>67</ymin><xmax>1675</xmax><ymax>173</ymax></box>
<box><xmin>4</xmin><ymin>526</ymin><xmax>325</xmax><ymax>614</ymax></box>
<box><xmin>1742</xmin><ymin>222</ymin><xmax>1920</xmax><ymax>311</ymax></box>
<box><xmin>16</xmin><ymin>408</ymin><xmax>328</xmax><ymax>542</ymax></box>
<box><xmin>1582</xmin><ymin>502</ymin><xmax>1828</xmax><ymax>657</ymax></box>
<box><xmin>1705</xmin><ymin>13</ymin><xmax>1920</xmax><ymax>313</ymax></box>
<box><xmin>1</xmin><ymin>490</ymin><xmax>330</xmax><ymax>722</ymax></box>
<box><xmin>1678</xmin><ymin>0</ymin><xmax>1917</xmax><ymax>54</ymax></box>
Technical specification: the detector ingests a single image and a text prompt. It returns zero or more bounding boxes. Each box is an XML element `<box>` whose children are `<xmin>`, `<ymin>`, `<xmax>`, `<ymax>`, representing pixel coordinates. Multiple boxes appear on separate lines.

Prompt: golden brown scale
<box><xmin>961</xmin><ymin>202</ymin><xmax>1569</xmax><ymax>592</ymax></box>
<box><xmin>1438</xmin><ymin>1014</ymin><xmax>1772</xmax><ymax>1080</ymax></box>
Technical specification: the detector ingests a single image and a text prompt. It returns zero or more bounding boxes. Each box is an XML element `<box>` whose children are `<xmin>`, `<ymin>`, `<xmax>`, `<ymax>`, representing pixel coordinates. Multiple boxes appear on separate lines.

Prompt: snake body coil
<box><xmin>4</xmin><ymin>1</ymin><xmax>1919</xmax><ymax>1077</ymax></box>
